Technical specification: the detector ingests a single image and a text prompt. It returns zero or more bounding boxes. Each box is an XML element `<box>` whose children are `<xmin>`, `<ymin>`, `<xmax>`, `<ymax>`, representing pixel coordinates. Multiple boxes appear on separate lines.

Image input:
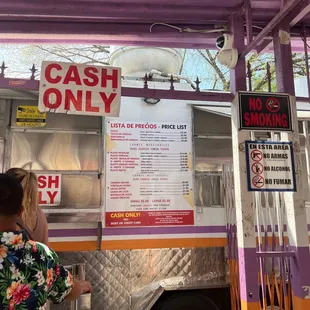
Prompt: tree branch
<box><xmin>179</xmin><ymin>49</ymin><xmax>187</xmax><ymax>75</ymax></box>
<box><xmin>197</xmin><ymin>49</ymin><xmax>229</xmax><ymax>90</ymax></box>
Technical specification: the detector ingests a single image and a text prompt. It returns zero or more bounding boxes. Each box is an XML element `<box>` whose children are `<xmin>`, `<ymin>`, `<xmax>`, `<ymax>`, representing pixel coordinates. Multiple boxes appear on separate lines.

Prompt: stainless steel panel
<box><xmin>0</xmin><ymin>138</ymin><xmax>4</xmax><ymax>173</ymax></box>
<box><xmin>75</xmin><ymin>293</ymin><xmax>91</xmax><ymax>310</ymax></box>
<box><xmin>0</xmin><ymin>100</ymin><xmax>7</xmax><ymax>139</ymax></box>
<box><xmin>11</xmin><ymin>131</ymin><xmax>99</xmax><ymax>170</ymax></box>
<box><xmin>192</xmin><ymin>247</ymin><xmax>227</xmax><ymax>278</ymax></box>
<box><xmin>194</xmin><ymin>174</ymin><xmax>223</xmax><ymax>207</ymax></box>
<box><xmin>193</xmin><ymin>109</ymin><xmax>231</xmax><ymax>135</ymax></box>
<box><xmin>47</xmin><ymin>175</ymin><xmax>100</xmax><ymax>208</ymax></box>
<box><xmin>0</xmin><ymin>120</ymin><xmax>4</xmax><ymax>138</ymax></box>
<box><xmin>0</xmin><ymin>100</ymin><xmax>6</xmax><ymax>116</ymax></box>
<box><xmin>132</xmin><ymin>274</ymin><xmax>230</xmax><ymax>310</ymax></box>
<box><xmin>131</xmin><ymin>283</ymin><xmax>165</xmax><ymax>310</ymax></box>
<box><xmin>51</xmin><ymin>248</ymin><xmax>227</xmax><ymax>310</ymax></box>
<box><xmin>131</xmin><ymin>248</ymin><xmax>192</xmax><ymax>292</ymax></box>
<box><xmin>45</xmin><ymin>212</ymin><xmax>101</xmax><ymax>224</ymax></box>
<box><xmin>11</xmin><ymin>100</ymin><xmax>102</xmax><ymax>130</ymax></box>
<box><xmin>194</xmin><ymin>137</ymin><xmax>232</xmax><ymax>158</ymax></box>
<box><xmin>131</xmin><ymin>247</ymin><xmax>228</xmax><ymax>310</ymax></box>
<box><xmin>53</xmin><ymin>251</ymin><xmax>131</xmax><ymax>310</ymax></box>
<box><xmin>301</xmin><ymin>153</ymin><xmax>310</xmax><ymax>201</ymax></box>
<box><xmin>33</xmin><ymin>174</ymin><xmax>101</xmax><ymax>213</ymax></box>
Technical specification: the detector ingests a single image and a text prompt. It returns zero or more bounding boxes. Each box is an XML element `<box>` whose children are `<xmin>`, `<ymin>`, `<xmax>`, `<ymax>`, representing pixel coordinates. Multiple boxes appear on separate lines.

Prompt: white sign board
<box><xmin>245</xmin><ymin>141</ymin><xmax>296</xmax><ymax>192</ymax></box>
<box><xmin>38</xmin><ymin>61</ymin><xmax>121</xmax><ymax>117</ymax></box>
<box><xmin>105</xmin><ymin>121</ymin><xmax>194</xmax><ymax>227</ymax></box>
<box><xmin>37</xmin><ymin>174</ymin><xmax>62</xmax><ymax>206</ymax></box>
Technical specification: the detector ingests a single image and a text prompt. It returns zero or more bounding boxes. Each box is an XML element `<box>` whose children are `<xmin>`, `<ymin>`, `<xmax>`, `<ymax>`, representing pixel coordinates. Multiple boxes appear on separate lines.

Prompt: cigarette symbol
<box><xmin>252</xmin><ymin>175</ymin><xmax>264</xmax><ymax>188</ymax></box>
<box><xmin>266</xmin><ymin>98</ymin><xmax>280</xmax><ymax>113</ymax></box>
<box><xmin>267</xmin><ymin>99</ymin><xmax>278</xmax><ymax>108</ymax></box>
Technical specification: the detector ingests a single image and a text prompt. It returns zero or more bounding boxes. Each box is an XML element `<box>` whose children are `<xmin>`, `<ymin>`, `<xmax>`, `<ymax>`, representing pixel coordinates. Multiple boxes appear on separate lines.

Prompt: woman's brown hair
<box><xmin>5</xmin><ymin>168</ymin><xmax>38</xmax><ymax>220</ymax></box>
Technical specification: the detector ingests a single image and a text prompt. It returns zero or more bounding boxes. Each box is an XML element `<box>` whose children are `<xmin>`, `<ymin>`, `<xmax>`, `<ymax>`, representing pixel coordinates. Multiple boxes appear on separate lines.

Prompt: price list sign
<box><xmin>105</xmin><ymin>121</ymin><xmax>194</xmax><ymax>227</ymax></box>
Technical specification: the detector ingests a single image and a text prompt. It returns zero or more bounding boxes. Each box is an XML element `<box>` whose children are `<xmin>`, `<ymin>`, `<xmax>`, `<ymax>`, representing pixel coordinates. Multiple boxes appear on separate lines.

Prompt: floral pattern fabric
<box><xmin>0</xmin><ymin>231</ymin><xmax>73</xmax><ymax>310</ymax></box>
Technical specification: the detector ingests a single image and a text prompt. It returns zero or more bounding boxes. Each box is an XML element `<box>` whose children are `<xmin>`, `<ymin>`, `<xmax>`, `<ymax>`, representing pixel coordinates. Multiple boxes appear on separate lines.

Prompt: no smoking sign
<box><xmin>239</xmin><ymin>92</ymin><xmax>292</xmax><ymax>131</ymax></box>
<box><xmin>252</xmin><ymin>175</ymin><xmax>264</xmax><ymax>188</ymax></box>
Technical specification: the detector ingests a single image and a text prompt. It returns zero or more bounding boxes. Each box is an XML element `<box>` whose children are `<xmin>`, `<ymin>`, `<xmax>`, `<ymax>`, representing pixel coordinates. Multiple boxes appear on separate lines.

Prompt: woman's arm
<box><xmin>65</xmin><ymin>280</ymin><xmax>92</xmax><ymax>301</ymax></box>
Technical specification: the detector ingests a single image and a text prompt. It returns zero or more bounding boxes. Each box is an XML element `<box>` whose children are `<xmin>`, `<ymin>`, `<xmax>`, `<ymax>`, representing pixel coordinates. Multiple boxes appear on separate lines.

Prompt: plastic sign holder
<box><xmin>238</xmin><ymin>91</ymin><xmax>292</xmax><ymax>131</ymax></box>
<box><xmin>245</xmin><ymin>140</ymin><xmax>296</xmax><ymax>192</ymax></box>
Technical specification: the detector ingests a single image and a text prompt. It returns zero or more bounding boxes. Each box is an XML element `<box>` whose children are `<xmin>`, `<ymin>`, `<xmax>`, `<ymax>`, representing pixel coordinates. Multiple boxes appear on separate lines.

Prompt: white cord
<box><xmin>149</xmin><ymin>23</ymin><xmax>226</xmax><ymax>34</ymax></box>
<box><xmin>245</xmin><ymin>23</ymin><xmax>300</xmax><ymax>36</ymax></box>
<box><xmin>251</xmin><ymin>25</ymin><xmax>264</xmax><ymax>30</ymax></box>
<box><xmin>149</xmin><ymin>22</ymin><xmax>302</xmax><ymax>38</ymax></box>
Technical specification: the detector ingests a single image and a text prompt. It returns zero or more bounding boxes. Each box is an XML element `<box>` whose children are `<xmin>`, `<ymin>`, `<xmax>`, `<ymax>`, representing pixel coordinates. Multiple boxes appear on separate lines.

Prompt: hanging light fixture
<box><xmin>143</xmin><ymin>98</ymin><xmax>161</xmax><ymax>104</ymax></box>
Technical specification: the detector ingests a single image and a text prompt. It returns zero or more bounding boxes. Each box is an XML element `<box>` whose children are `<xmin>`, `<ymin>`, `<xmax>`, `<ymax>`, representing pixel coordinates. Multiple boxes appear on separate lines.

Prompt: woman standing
<box><xmin>5</xmin><ymin>168</ymin><xmax>49</xmax><ymax>245</ymax></box>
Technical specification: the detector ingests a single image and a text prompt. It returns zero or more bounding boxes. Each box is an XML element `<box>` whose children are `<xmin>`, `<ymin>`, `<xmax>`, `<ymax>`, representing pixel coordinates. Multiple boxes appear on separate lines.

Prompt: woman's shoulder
<box><xmin>36</xmin><ymin>208</ymin><xmax>47</xmax><ymax>225</ymax></box>
<box><xmin>36</xmin><ymin>207</ymin><xmax>46</xmax><ymax>218</ymax></box>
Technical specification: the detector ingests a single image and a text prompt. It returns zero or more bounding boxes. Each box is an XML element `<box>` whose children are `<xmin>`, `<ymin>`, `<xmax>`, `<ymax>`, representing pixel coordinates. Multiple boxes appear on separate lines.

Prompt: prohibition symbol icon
<box><xmin>251</xmin><ymin>162</ymin><xmax>264</xmax><ymax>174</ymax></box>
<box><xmin>252</xmin><ymin>175</ymin><xmax>264</xmax><ymax>188</ymax></box>
<box><xmin>250</xmin><ymin>149</ymin><xmax>263</xmax><ymax>161</ymax></box>
<box><xmin>266</xmin><ymin>98</ymin><xmax>280</xmax><ymax>113</ymax></box>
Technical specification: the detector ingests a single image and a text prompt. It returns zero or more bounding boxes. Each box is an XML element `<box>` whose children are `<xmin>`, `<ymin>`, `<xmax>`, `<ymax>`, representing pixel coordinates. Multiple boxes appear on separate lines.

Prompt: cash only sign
<box><xmin>238</xmin><ymin>92</ymin><xmax>296</xmax><ymax>192</ymax></box>
<box><xmin>38</xmin><ymin>61</ymin><xmax>121</xmax><ymax>116</ymax></box>
<box><xmin>37</xmin><ymin>62</ymin><xmax>121</xmax><ymax>209</ymax></box>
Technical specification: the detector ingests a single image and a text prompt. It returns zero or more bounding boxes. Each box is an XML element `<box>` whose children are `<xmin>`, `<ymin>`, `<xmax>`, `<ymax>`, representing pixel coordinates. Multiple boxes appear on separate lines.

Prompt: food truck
<box><xmin>0</xmin><ymin>47</ymin><xmax>310</xmax><ymax>310</ymax></box>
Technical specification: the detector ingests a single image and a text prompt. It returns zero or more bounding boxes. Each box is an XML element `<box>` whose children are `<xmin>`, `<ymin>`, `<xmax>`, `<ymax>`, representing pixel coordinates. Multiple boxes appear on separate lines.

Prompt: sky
<box><xmin>0</xmin><ymin>44</ymin><xmax>307</xmax><ymax>96</ymax></box>
<box><xmin>0</xmin><ymin>45</ymin><xmax>227</xmax><ymax>90</ymax></box>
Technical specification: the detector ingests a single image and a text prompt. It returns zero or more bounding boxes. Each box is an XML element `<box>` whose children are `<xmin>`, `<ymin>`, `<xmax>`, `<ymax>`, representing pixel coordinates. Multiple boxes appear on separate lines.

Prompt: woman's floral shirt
<box><xmin>0</xmin><ymin>231</ymin><xmax>73</xmax><ymax>310</ymax></box>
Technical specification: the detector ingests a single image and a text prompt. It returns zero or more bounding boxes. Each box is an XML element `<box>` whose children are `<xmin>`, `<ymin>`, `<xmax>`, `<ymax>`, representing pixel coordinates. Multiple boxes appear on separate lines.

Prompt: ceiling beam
<box><xmin>63</xmin><ymin>0</ymin><xmax>237</xmax><ymax>5</ymax></box>
<box><xmin>0</xmin><ymin>20</ymin><xmax>221</xmax><ymax>47</ymax></box>
<box><xmin>290</xmin><ymin>1</ymin><xmax>310</xmax><ymax>26</ymax></box>
<box><xmin>0</xmin><ymin>20</ymin><xmax>221</xmax><ymax>34</ymax></box>
<box><xmin>244</xmin><ymin>0</ymin><xmax>253</xmax><ymax>44</ymax></box>
<box><xmin>256</xmin><ymin>39</ymin><xmax>273</xmax><ymax>53</ymax></box>
<box><xmin>0</xmin><ymin>2</ymin><xmax>236</xmax><ymax>22</ymax></box>
<box><xmin>240</xmin><ymin>0</ymin><xmax>303</xmax><ymax>58</ymax></box>
<box><xmin>0</xmin><ymin>20</ymin><xmax>307</xmax><ymax>49</ymax></box>
<box><xmin>247</xmin><ymin>0</ymin><xmax>310</xmax><ymax>54</ymax></box>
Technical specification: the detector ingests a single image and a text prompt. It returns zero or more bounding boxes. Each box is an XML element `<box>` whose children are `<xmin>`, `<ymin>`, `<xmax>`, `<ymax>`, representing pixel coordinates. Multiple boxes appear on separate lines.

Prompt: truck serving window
<box><xmin>5</xmin><ymin>100</ymin><xmax>102</xmax><ymax>219</ymax></box>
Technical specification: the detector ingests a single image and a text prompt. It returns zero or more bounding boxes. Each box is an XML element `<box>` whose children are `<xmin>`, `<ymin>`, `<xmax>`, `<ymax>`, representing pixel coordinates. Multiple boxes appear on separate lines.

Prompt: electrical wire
<box><xmin>149</xmin><ymin>23</ymin><xmax>226</xmax><ymax>33</ymax></box>
<box><xmin>301</xmin><ymin>35</ymin><xmax>310</xmax><ymax>50</ymax></box>
<box><xmin>149</xmin><ymin>22</ymin><xmax>302</xmax><ymax>44</ymax></box>
<box><xmin>150</xmin><ymin>22</ymin><xmax>298</xmax><ymax>35</ymax></box>
<box><xmin>251</xmin><ymin>25</ymin><xmax>264</xmax><ymax>30</ymax></box>
<box><xmin>245</xmin><ymin>23</ymin><xmax>300</xmax><ymax>36</ymax></box>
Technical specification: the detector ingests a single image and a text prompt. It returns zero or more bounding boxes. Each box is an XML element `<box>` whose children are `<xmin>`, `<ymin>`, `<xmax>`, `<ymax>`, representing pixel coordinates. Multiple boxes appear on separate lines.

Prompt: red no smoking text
<box><xmin>243</xmin><ymin>97</ymin><xmax>288</xmax><ymax>128</ymax></box>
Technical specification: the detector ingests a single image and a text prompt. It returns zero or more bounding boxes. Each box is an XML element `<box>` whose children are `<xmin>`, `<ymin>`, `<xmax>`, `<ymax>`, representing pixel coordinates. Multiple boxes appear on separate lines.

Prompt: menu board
<box><xmin>105</xmin><ymin>121</ymin><xmax>194</xmax><ymax>227</ymax></box>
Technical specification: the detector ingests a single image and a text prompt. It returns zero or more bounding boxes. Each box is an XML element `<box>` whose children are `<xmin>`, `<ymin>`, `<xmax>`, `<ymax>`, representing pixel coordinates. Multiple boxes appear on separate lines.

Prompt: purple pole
<box><xmin>229</xmin><ymin>10</ymin><xmax>260</xmax><ymax>310</ymax></box>
<box><xmin>273</xmin><ymin>20</ymin><xmax>310</xmax><ymax>309</ymax></box>
<box><xmin>302</xmin><ymin>24</ymin><xmax>310</xmax><ymax>99</ymax></box>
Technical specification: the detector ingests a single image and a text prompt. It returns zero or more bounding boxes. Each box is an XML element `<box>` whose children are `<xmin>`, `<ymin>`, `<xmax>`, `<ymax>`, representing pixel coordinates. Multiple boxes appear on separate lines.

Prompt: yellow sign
<box><xmin>16</xmin><ymin>106</ymin><xmax>46</xmax><ymax>127</ymax></box>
